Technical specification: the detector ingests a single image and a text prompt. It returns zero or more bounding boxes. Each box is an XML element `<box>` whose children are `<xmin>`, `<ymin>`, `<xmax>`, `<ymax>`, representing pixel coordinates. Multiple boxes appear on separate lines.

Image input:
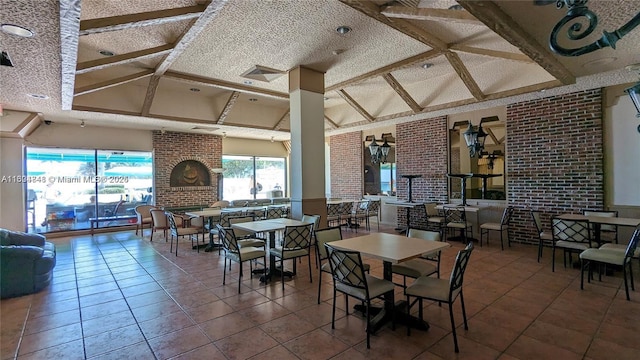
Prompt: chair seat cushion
<box><xmin>238</xmin><ymin>238</ymin><xmax>265</xmax><ymax>248</ymax></box>
<box><xmin>580</xmin><ymin>248</ymin><xmax>627</xmax><ymax>265</ymax></box>
<box><xmin>270</xmin><ymin>247</ymin><xmax>308</xmax><ymax>259</ymax></box>
<box><xmin>480</xmin><ymin>222</ymin><xmax>504</xmax><ymax>231</ymax></box>
<box><xmin>447</xmin><ymin>222</ymin><xmax>471</xmax><ymax>229</ymax></box>
<box><xmin>175</xmin><ymin>228</ymin><xmax>200</xmax><ymax>236</ymax></box>
<box><xmin>141</xmin><ymin>217</ymin><xmax>152</xmax><ymax>224</ymax></box>
<box><xmin>392</xmin><ymin>259</ymin><xmax>437</xmax><ymax>278</ymax></box>
<box><xmin>427</xmin><ymin>217</ymin><xmax>445</xmax><ymax>223</ymax></box>
<box><xmin>405</xmin><ymin>275</ymin><xmax>458</xmax><ymax>302</ymax></box>
<box><xmin>226</xmin><ymin>247</ymin><xmax>265</xmax><ymax>262</ymax></box>
<box><xmin>336</xmin><ymin>274</ymin><xmax>394</xmax><ymax>300</ymax></box>
<box><xmin>555</xmin><ymin>240</ymin><xmax>593</xmax><ymax>251</ymax></box>
<box><xmin>540</xmin><ymin>231</ymin><xmax>553</xmax><ymax>240</ymax></box>
<box><xmin>598</xmin><ymin>244</ymin><xmax>640</xmax><ymax>258</ymax></box>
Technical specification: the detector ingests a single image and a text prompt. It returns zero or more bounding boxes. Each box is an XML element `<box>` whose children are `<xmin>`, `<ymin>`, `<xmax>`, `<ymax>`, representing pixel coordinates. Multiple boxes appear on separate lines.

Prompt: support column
<box><xmin>289</xmin><ymin>66</ymin><xmax>327</xmax><ymax>226</ymax></box>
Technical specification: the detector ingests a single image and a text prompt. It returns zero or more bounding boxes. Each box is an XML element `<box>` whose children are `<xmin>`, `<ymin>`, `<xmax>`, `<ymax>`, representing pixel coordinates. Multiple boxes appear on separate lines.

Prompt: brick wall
<box><xmin>507</xmin><ymin>89</ymin><xmax>604</xmax><ymax>244</ymax></box>
<box><xmin>153</xmin><ymin>131</ymin><xmax>222</xmax><ymax>208</ymax></box>
<box><xmin>329</xmin><ymin>131</ymin><xmax>363</xmax><ymax>199</ymax></box>
<box><xmin>396</xmin><ymin>116</ymin><xmax>449</xmax><ymax>229</ymax></box>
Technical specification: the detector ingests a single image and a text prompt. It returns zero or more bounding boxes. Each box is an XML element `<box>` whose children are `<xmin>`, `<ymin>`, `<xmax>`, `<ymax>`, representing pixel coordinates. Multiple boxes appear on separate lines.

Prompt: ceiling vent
<box><xmin>240</xmin><ymin>65</ymin><xmax>285</xmax><ymax>83</ymax></box>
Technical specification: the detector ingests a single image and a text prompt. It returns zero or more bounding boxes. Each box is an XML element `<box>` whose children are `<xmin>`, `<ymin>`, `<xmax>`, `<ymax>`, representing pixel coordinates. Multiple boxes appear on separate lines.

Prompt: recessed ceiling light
<box><xmin>1</xmin><ymin>24</ymin><xmax>34</xmax><ymax>37</ymax></box>
<box><xmin>421</xmin><ymin>63</ymin><xmax>434</xmax><ymax>69</ymax></box>
<box><xmin>448</xmin><ymin>5</ymin><xmax>464</xmax><ymax>10</ymax></box>
<box><xmin>332</xmin><ymin>49</ymin><xmax>345</xmax><ymax>55</ymax></box>
<box><xmin>336</xmin><ymin>26</ymin><xmax>352</xmax><ymax>35</ymax></box>
<box><xmin>99</xmin><ymin>50</ymin><xmax>115</xmax><ymax>56</ymax></box>
<box><xmin>249</xmin><ymin>98</ymin><xmax>258</xmax><ymax>102</ymax></box>
<box><xmin>27</xmin><ymin>94</ymin><xmax>49</xmax><ymax>99</ymax></box>
<box><xmin>324</xmin><ymin>97</ymin><xmax>329</xmax><ymax>101</ymax></box>
<box><xmin>243</xmin><ymin>80</ymin><xmax>253</xmax><ymax>85</ymax></box>
<box><xmin>189</xmin><ymin>87</ymin><xmax>200</xmax><ymax>92</ymax></box>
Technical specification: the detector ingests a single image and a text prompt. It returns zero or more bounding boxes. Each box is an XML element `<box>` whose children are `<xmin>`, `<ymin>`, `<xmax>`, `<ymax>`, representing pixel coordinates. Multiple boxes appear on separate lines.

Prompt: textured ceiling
<box><xmin>1</xmin><ymin>0</ymin><xmax>639</xmax><ymax>140</ymax></box>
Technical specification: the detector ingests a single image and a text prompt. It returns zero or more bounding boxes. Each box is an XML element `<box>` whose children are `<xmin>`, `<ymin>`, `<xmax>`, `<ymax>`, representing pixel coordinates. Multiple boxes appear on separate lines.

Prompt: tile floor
<box><xmin>2</xmin><ymin>225</ymin><xmax>639</xmax><ymax>360</ymax></box>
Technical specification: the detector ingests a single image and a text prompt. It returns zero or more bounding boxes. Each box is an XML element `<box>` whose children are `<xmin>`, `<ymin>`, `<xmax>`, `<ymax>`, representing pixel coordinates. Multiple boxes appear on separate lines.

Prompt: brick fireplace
<box><xmin>152</xmin><ymin>131</ymin><xmax>222</xmax><ymax>208</ymax></box>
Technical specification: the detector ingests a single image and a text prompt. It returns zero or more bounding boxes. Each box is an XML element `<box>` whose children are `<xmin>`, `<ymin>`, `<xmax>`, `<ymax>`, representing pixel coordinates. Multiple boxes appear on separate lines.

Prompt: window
<box><xmin>380</xmin><ymin>162</ymin><xmax>396</xmax><ymax>196</ymax></box>
<box><xmin>25</xmin><ymin>147</ymin><xmax>153</xmax><ymax>233</ymax></box>
<box><xmin>221</xmin><ymin>155</ymin><xmax>286</xmax><ymax>200</ymax></box>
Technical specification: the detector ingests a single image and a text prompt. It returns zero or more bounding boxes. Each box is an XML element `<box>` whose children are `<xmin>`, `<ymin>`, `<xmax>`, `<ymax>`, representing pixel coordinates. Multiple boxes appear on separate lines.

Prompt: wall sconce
<box><xmin>462</xmin><ymin>121</ymin><xmax>487</xmax><ymax>158</ymax></box>
<box><xmin>546</xmin><ymin>0</ymin><xmax>640</xmax><ymax>56</ymax></box>
<box><xmin>365</xmin><ymin>133</ymin><xmax>394</xmax><ymax>164</ymax></box>
<box><xmin>627</xmin><ymin>83</ymin><xmax>640</xmax><ymax>118</ymax></box>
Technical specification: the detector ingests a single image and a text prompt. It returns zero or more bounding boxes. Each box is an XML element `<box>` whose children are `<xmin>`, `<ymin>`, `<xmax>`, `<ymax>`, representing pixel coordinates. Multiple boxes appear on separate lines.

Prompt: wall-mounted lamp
<box><xmin>365</xmin><ymin>133</ymin><xmax>394</xmax><ymax>164</ymax></box>
<box><xmin>462</xmin><ymin>121</ymin><xmax>487</xmax><ymax>158</ymax></box>
<box><xmin>546</xmin><ymin>0</ymin><xmax>640</xmax><ymax>56</ymax></box>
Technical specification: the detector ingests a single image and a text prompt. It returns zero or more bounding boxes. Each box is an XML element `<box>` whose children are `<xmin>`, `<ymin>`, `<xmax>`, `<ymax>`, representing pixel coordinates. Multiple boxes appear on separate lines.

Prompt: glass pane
<box><xmin>379</xmin><ymin>163</ymin><xmax>396</xmax><ymax>196</ymax></box>
<box><xmin>255</xmin><ymin>157</ymin><xmax>286</xmax><ymax>199</ymax></box>
<box><xmin>96</xmin><ymin>150</ymin><xmax>153</xmax><ymax>228</ymax></box>
<box><xmin>222</xmin><ymin>155</ymin><xmax>254</xmax><ymax>200</ymax></box>
<box><xmin>26</xmin><ymin>147</ymin><xmax>96</xmax><ymax>232</ymax></box>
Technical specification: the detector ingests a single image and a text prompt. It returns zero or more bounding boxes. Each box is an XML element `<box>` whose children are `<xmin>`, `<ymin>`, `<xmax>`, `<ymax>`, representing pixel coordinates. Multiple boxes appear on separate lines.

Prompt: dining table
<box><xmin>328</xmin><ymin>232</ymin><xmax>451</xmax><ymax>332</ymax></box>
<box><xmin>557</xmin><ymin>213</ymin><xmax>640</xmax><ymax>245</ymax></box>
<box><xmin>231</xmin><ymin>218</ymin><xmax>312</xmax><ymax>283</ymax></box>
<box><xmin>386</xmin><ymin>200</ymin><xmax>425</xmax><ymax>234</ymax></box>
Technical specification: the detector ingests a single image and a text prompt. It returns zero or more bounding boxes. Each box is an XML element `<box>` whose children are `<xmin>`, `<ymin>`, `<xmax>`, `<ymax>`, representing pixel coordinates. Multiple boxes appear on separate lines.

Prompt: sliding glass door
<box><xmin>221</xmin><ymin>155</ymin><xmax>286</xmax><ymax>201</ymax></box>
<box><xmin>25</xmin><ymin>147</ymin><xmax>153</xmax><ymax>233</ymax></box>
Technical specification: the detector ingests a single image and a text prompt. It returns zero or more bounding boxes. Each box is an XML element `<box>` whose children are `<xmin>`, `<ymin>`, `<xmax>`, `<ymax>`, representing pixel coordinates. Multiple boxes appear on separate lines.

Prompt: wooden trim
<box><xmin>71</xmin><ymin>105</ymin><xmax>140</xmax><ymax>117</ymax></box>
<box><xmin>324</xmin><ymin>115</ymin><xmax>339</xmax><ymax>129</ymax></box>
<box><xmin>76</xmin><ymin>44</ymin><xmax>173</xmax><ymax>74</ymax></box>
<box><xmin>79</xmin><ymin>4</ymin><xmax>206</xmax><ymax>35</ymax></box>
<box><xmin>216</xmin><ymin>91</ymin><xmax>240</xmax><ymax>125</ymax></box>
<box><xmin>381</xmin><ymin>5</ymin><xmax>481</xmax><ymax>24</ymax></box>
<box><xmin>445</xmin><ymin>51</ymin><xmax>485</xmax><ymax>100</ymax></box>
<box><xmin>60</xmin><ymin>0</ymin><xmax>81</xmax><ymax>110</ymax></box>
<box><xmin>449</xmin><ymin>44</ymin><xmax>534</xmax><ymax>63</ymax></box>
<box><xmin>141</xmin><ymin>75</ymin><xmax>161</xmax><ymax>116</ymax></box>
<box><xmin>74</xmin><ymin>70</ymin><xmax>153</xmax><ymax>96</ymax></box>
<box><xmin>272</xmin><ymin>109</ymin><xmax>290</xmax><ymax>130</ymax></box>
<box><xmin>337</xmin><ymin>90</ymin><xmax>375</xmax><ymax>122</ymax></box>
<box><xmin>326</xmin><ymin>49</ymin><xmax>440</xmax><ymax>92</ymax></box>
<box><xmin>382</xmin><ymin>73</ymin><xmax>423</xmax><ymax>112</ymax></box>
<box><xmin>164</xmin><ymin>71</ymin><xmax>289</xmax><ymax>99</ymax></box>
<box><xmin>458</xmin><ymin>0</ymin><xmax>575</xmax><ymax>85</ymax></box>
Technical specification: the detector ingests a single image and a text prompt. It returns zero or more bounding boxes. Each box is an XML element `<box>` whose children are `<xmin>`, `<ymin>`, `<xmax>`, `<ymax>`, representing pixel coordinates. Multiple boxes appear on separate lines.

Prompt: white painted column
<box><xmin>289</xmin><ymin>66</ymin><xmax>327</xmax><ymax>225</ymax></box>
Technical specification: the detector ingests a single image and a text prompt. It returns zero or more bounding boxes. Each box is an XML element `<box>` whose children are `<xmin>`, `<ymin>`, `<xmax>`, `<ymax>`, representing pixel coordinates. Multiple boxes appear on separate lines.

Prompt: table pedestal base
<box><xmin>353</xmin><ymin>300</ymin><xmax>429</xmax><ymax>333</ymax></box>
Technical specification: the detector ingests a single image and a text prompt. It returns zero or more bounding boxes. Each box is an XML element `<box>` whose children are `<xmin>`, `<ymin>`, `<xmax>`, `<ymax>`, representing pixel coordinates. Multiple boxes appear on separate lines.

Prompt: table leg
<box><xmin>204</xmin><ymin>216</ymin><xmax>222</xmax><ymax>252</ymax></box>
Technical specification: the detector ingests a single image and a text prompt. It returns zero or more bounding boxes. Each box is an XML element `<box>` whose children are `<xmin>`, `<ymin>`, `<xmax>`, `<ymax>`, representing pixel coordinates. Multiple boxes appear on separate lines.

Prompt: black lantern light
<box><xmin>462</xmin><ymin>121</ymin><xmax>487</xmax><ymax>157</ymax></box>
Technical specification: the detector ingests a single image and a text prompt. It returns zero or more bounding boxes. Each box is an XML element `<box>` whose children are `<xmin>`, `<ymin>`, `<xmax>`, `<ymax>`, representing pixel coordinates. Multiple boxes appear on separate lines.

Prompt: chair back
<box><xmin>266</xmin><ymin>206</ymin><xmax>285</xmax><ymax>219</ymax></box>
<box><xmin>327</xmin><ymin>203</ymin><xmax>341</xmax><ymax>218</ymax></box>
<box><xmin>135</xmin><ymin>205</ymin><xmax>156</xmax><ymax>220</ymax></box>
<box><xmin>228</xmin><ymin>215</ymin><xmax>256</xmax><ymax>238</ymax></box>
<box><xmin>165</xmin><ymin>212</ymin><xmax>180</xmax><ymax>237</ymax></box>
<box><xmin>449</xmin><ymin>242</ymin><xmax>474</xmax><ymax>296</ymax></box>
<box><xmin>301</xmin><ymin>214</ymin><xmax>321</xmax><ymax>232</ymax></box>
<box><xmin>211</xmin><ymin>200</ymin><xmax>229</xmax><ymax>208</ymax></box>
<box><xmin>424</xmin><ymin>202</ymin><xmax>440</xmax><ymax>217</ymax></box>
<box><xmin>552</xmin><ymin>218</ymin><xmax>591</xmax><ymax>245</ymax></box>
<box><xmin>216</xmin><ymin>224</ymin><xmax>240</xmax><ymax>255</ymax></box>
<box><xmin>315</xmin><ymin>226</ymin><xmax>343</xmax><ymax>261</ymax></box>
<box><xmin>150</xmin><ymin>209</ymin><xmax>168</xmax><ymax>229</ymax></box>
<box><xmin>220</xmin><ymin>210</ymin><xmax>244</xmax><ymax>227</ymax></box>
<box><xmin>500</xmin><ymin>206</ymin><xmax>515</xmax><ymax>226</ymax></box>
<box><xmin>623</xmin><ymin>224</ymin><xmax>640</xmax><ymax>261</ymax></box>
<box><xmin>407</xmin><ymin>228</ymin><xmax>440</xmax><ymax>241</ymax></box>
<box><xmin>368</xmin><ymin>200</ymin><xmax>381</xmax><ymax>217</ymax></box>
<box><xmin>282</xmin><ymin>224</ymin><xmax>313</xmax><ymax>250</ymax></box>
<box><xmin>353</xmin><ymin>200</ymin><xmax>369</xmax><ymax>215</ymax></box>
<box><xmin>583</xmin><ymin>209</ymin><xmax>618</xmax><ymax>232</ymax></box>
<box><xmin>444</xmin><ymin>205</ymin><xmax>467</xmax><ymax>224</ymax></box>
<box><xmin>340</xmin><ymin>202</ymin><xmax>354</xmax><ymax>217</ymax></box>
<box><xmin>531</xmin><ymin>210</ymin><xmax>545</xmax><ymax>235</ymax></box>
<box><xmin>325</xmin><ymin>244</ymin><xmax>367</xmax><ymax>291</ymax></box>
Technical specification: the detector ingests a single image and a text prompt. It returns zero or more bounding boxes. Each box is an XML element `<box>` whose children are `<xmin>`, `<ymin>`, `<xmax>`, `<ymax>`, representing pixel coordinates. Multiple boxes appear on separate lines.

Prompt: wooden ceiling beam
<box><xmin>381</xmin><ymin>5</ymin><xmax>481</xmax><ymax>24</ymax></box>
<box><xmin>457</xmin><ymin>0</ymin><xmax>575</xmax><ymax>85</ymax></box>
<box><xmin>60</xmin><ymin>0</ymin><xmax>81</xmax><ymax>110</ymax></box>
<box><xmin>76</xmin><ymin>44</ymin><xmax>173</xmax><ymax>74</ymax></box>
<box><xmin>141</xmin><ymin>75</ymin><xmax>161</xmax><ymax>116</ymax></box>
<box><xmin>164</xmin><ymin>71</ymin><xmax>289</xmax><ymax>99</ymax></box>
<box><xmin>382</xmin><ymin>73</ymin><xmax>423</xmax><ymax>112</ymax></box>
<box><xmin>485</xmin><ymin>128</ymin><xmax>501</xmax><ymax>145</ymax></box>
<box><xmin>272</xmin><ymin>109</ymin><xmax>290</xmax><ymax>130</ymax></box>
<box><xmin>217</xmin><ymin>91</ymin><xmax>241</xmax><ymax>125</ymax></box>
<box><xmin>154</xmin><ymin>1</ymin><xmax>228</xmax><ymax>76</ymax></box>
<box><xmin>324</xmin><ymin>115</ymin><xmax>339</xmax><ymax>129</ymax></box>
<box><xmin>74</xmin><ymin>70</ymin><xmax>154</xmax><ymax>96</ymax></box>
<box><xmin>449</xmin><ymin>44</ymin><xmax>535</xmax><ymax>63</ymax></box>
<box><xmin>444</xmin><ymin>51</ymin><xmax>485</xmax><ymax>100</ymax></box>
<box><xmin>339</xmin><ymin>0</ymin><xmax>448</xmax><ymax>51</ymax></box>
<box><xmin>337</xmin><ymin>89</ymin><xmax>375</xmax><ymax>122</ymax></box>
<box><xmin>79</xmin><ymin>4</ymin><xmax>206</xmax><ymax>36</ymax></box>
<box><xmin>326</xmin><ymin>49</ymin><xmax>440</xmax><ymax>92</ymax></box>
